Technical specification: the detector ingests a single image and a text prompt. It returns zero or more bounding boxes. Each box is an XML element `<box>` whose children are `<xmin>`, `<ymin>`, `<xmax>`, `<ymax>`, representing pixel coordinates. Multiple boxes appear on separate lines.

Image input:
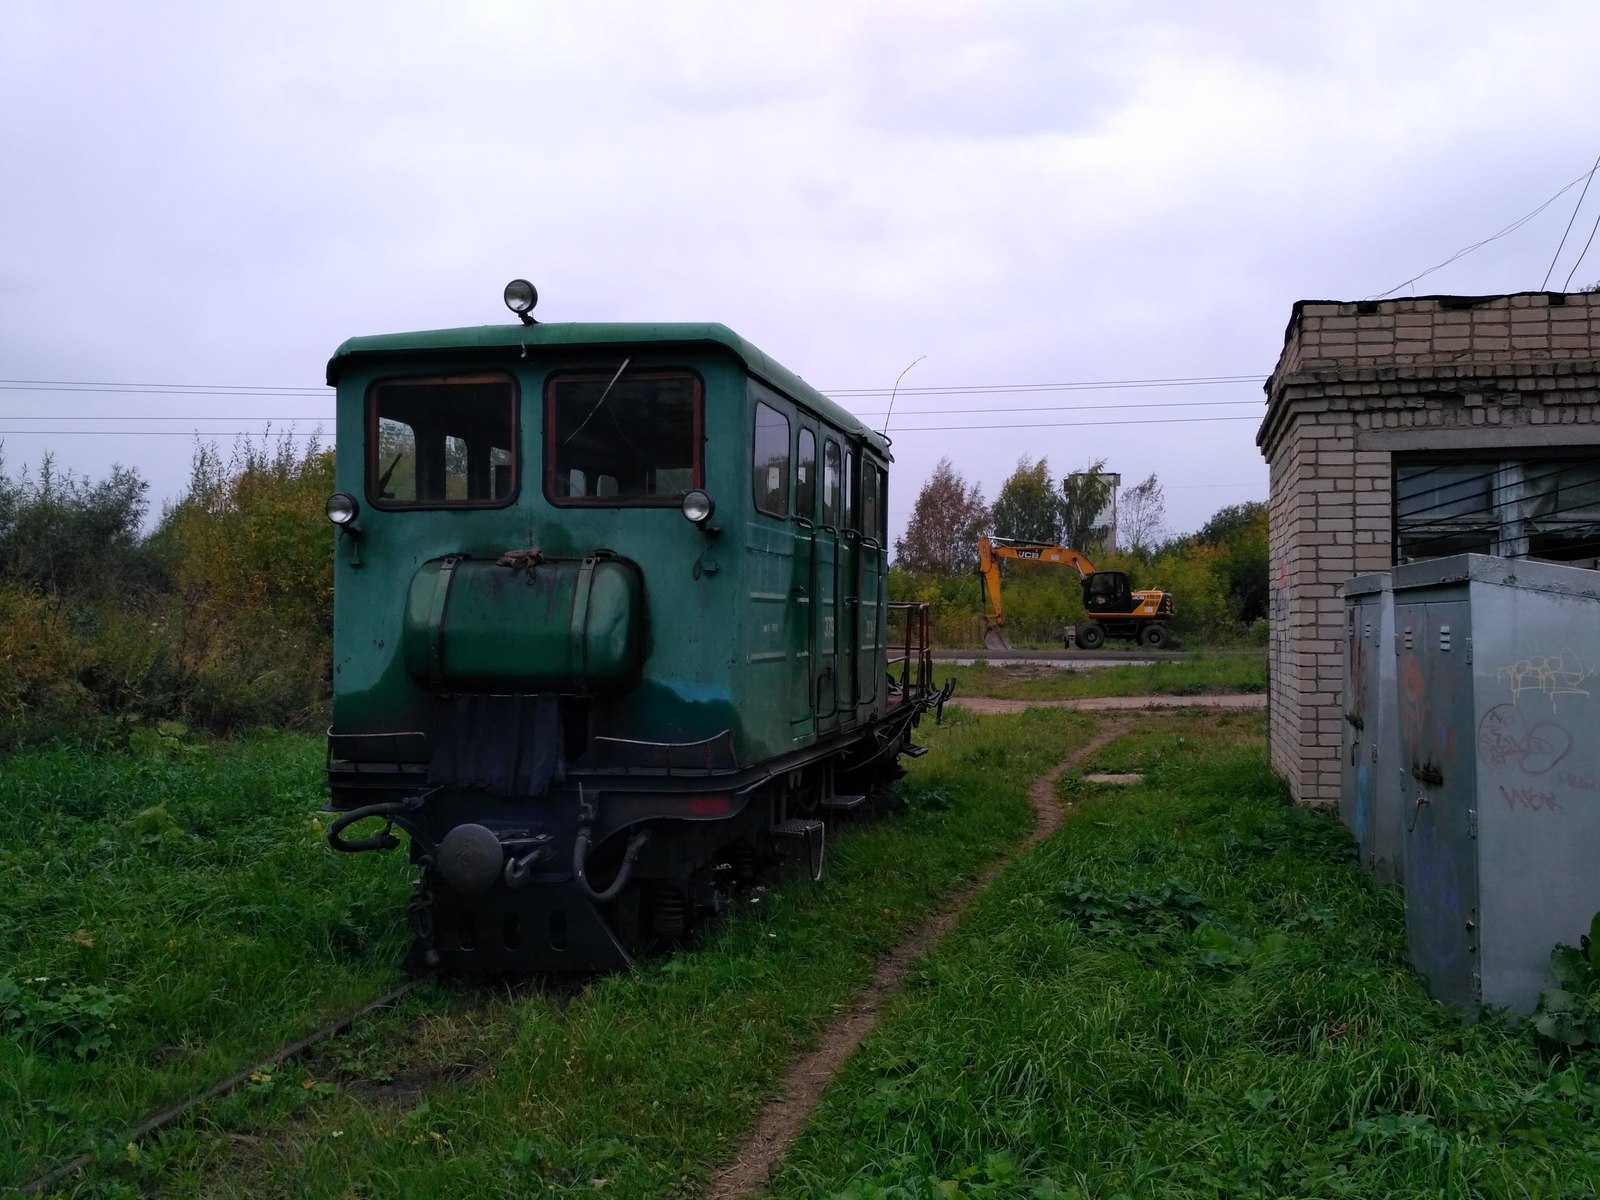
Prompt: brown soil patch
<box><xmin>951</xmin><ymin>692</ymin><xmax>1265</xmax><ymax>716</ymax></box>
<box><xmin>703</xmin><ymin>718</ymin><xmax>1132</xmax><ymax>1200</ymax></box>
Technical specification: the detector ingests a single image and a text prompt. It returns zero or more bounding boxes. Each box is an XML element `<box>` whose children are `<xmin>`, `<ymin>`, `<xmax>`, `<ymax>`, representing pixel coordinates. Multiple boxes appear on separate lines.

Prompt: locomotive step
<box><xmin>820</xmin><ymin>793</ymin><xmax>867</xmax><ymax>810</ymax></box>
<box><xmin>772</xmin><ymin>818</ymin><xmax>826</xmax><ymax>837</ymax></box>
<box><xmin>902</xmin><ymin>744</ymin><xmax>929</xmax><ymax>758</ymax></box>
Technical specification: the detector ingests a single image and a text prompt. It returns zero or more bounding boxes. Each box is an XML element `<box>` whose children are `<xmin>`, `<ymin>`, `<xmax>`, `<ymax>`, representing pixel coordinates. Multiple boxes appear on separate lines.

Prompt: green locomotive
<box><xmin>325</xmin><ymin>282</ymin><xmax>946</xmax><ymax>971</ymax></box>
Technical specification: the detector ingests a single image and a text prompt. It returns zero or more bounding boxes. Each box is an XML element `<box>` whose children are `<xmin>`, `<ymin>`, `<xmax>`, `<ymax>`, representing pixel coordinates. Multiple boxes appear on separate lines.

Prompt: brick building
<box><xmin>1257</xmin><ymin>291</ymin><xmax>1600</xmax><ymax>805</ymax></box>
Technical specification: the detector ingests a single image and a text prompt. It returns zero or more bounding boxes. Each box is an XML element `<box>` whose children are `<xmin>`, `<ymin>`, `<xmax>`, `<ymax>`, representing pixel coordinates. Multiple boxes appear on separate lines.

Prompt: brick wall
<box><xmin>1258</xmin><ymin>291</ymin><xmax>1600</xmax><ymax>806</ymax></box>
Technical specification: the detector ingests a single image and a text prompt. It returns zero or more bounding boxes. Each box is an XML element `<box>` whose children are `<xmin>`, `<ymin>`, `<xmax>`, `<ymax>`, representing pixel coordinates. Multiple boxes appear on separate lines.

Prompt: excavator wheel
<box><xmin>1076</xmin><ymin>623</ymin><xmax>1106</xmax><ymax>650</ymax></box>
<box><xmin>1141</xmin><ymin>624</ymin><xmax>1169</xmax><ymax>649</ymax></box>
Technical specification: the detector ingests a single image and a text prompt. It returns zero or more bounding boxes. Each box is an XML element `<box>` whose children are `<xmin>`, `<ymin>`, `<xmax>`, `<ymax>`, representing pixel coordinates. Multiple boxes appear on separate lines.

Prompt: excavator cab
<box><xmin>1083</xmin><ymin>570</ymin><xmax>1134</xmax><ymax>614</ymax></box>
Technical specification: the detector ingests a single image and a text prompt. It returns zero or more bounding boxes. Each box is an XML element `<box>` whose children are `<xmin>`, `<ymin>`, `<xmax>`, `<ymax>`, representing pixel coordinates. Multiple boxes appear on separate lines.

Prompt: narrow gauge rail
<box><xmin>18</xmin><ymin>979</ymin><xmax>432</xmax><ymax>1196</ymax></box>
<box><xmin>324</xmin><ymin>282</ymin><xmax>949</xmax><ymax>972</ymax></box>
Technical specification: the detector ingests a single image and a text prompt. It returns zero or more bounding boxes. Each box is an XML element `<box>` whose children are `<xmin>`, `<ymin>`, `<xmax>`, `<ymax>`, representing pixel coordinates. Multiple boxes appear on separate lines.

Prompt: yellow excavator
<box><xmin>977</xmin><ymin>535</ymin><xmax>1174</xmax><ymax>650</ymax></box>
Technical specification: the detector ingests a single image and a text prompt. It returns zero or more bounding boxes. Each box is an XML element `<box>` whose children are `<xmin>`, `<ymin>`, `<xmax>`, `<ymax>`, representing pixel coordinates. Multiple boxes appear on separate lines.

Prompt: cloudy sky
<box><xmin>5</xmin><ymin>1</ymin><xmax>1600</xmax><ymax>548</ymax></box>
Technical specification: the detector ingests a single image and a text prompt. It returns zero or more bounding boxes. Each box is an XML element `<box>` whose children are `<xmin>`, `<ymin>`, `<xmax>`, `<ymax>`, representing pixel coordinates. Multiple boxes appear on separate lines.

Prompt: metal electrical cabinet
<box><xmin>1340</xmin><ymin>573</ymin><xmax>1403</xmax><ymax>887</ymax></box>
<box><xmin>1392</xmin><ymin>553</ymin><xmax>1600</xmax><ymax>1012</ymax></box>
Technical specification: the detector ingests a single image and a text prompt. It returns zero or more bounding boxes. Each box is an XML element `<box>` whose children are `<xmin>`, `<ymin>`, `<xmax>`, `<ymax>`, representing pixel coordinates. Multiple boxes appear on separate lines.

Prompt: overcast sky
<box><xmin>5</xmin><ymin>1</ymin><xmax>1600</xmax><ymax>549</ymax></box>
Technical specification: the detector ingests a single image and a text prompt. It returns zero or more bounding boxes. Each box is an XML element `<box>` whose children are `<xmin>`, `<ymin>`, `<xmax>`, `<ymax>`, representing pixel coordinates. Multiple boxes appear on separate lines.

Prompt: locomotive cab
<box><xmin>323</xmin><ymin>284</ymin><xmax>944</xmax><ymax>972</ymax></box>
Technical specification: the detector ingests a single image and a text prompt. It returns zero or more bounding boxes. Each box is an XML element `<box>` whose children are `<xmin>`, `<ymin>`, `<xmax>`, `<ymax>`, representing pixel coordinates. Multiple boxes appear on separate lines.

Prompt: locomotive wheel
<box><xmin>649</xmin><ymin>885</ymin><xmax>689</xmax><ymax>940</ymax></box>
<box><xmin>1076</xmin><ymin>623</ymin><xmax>1106</xmax><ymax>650</ymax></box>
<box><xmin>723</xmin><ymin>840</ymin><xmax>759</xmax><ymax>884</ymax></box>
<box><xmin>1141</xmin><ymin>624</ymin><xmax>1169</xmax><ymax>648</ymax></box>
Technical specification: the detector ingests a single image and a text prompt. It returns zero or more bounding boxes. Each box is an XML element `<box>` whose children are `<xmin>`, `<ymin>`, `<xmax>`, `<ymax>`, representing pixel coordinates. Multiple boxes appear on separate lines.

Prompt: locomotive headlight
<box><xmin>681</xmin><ymin>489</ymin><xmax>716</xmax><ymax>527</ymax></box>
<box><xmin>503</xmin><ymin>278</ymin><xmax>538</xmax><ymax>324</ymax></box>
<box><xmin>325</xmin><ymin>492</ymin><xmax>361</xmax><ymax>526</ymax></box>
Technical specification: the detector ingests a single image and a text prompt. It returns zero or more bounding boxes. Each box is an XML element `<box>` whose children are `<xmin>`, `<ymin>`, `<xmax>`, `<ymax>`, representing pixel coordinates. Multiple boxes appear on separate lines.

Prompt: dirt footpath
<box><xmin>951</xmin><ymin>692</ymin><xmax>1265</xmax><ymax>715</ymax></box>
<box><xmin>703</xmin><ymin>719</ymin><xmax>1134</xmax><ymax>1200</ymax></box>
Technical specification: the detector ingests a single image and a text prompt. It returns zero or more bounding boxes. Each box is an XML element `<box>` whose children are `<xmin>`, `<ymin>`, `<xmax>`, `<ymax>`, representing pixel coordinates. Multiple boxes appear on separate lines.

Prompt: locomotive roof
<box><xmin>327</xmin><ymin>321</ymin><xmax>891</xmax><ymax>457</ymax></box>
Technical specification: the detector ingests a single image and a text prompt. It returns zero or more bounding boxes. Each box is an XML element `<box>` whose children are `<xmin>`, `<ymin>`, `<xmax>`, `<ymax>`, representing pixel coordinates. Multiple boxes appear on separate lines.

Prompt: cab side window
<box><xmin>823</xmin><ymin>439</ymin><xmax>841</xmax><ymax>527</ymax></box>
<box><xmin>753</xmin><ymin>400</ymin><xmax>791</xmax><ymax>517</ymax></box>
<box><xmin>796</xmin><ymin>428</ymin><xmax>817</xmax><ymax>520</ymax></box>
<box><xmin>862</xmin><ymin>460</ymin><xmax>880</xmax><ymax>541</ymax></box>
<box><xmin>844</xmin><ymin>449</ymin><xmax>856</xmax><ymax>530</ymax></box>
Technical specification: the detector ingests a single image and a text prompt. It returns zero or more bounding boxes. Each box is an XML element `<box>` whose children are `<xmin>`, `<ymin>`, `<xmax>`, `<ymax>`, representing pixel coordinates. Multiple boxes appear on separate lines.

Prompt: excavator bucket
<box><xmin>983</xmin><ymin>625</ymin><xmax>1012</xmax><ymax>651</ymax></box>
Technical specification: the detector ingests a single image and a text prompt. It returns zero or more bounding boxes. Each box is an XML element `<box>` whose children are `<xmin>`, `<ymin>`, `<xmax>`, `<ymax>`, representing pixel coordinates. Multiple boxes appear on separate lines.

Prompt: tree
<box><xmin>1170</xmin><ymin>500</ymin><xmax>1269</xmax><ymax>625</ymax></box>
<box><xmin>893</xmin><ymin>457</ymin><xmax>989</xmax><ymax>574</ymax></box>
<box><xmin>991</xmin><ymin>456</ymin><xmax>1063</xmax><ymax>543</ymax></box>
<box><xmin>1191</xmin><ymin>500</ymin><xmax>1267</xmax><ymax>548</ymax></box>
<box><xmin>1120</xmin><ymin>472</ymin><xmax>1167</xmax><ymax>554</ymax></box>
<box><xmin>157</xmin><ymin>430</ymin><xmax>335</xmax><ymax>632</ymax></box>
<box><xmin>1215</xmin><ymin>503</ymin><xmax>1269</xmax><ymax>623</ymax></box>
<box><xmin>1059</xmin><ymin>460</ymin><xmax>1115</xmax><ymax>552</ymax></box>
<box><xmin>0</xmin><ymin>450</ymin><xmax>150</xmax><ymax>598</ymax></box>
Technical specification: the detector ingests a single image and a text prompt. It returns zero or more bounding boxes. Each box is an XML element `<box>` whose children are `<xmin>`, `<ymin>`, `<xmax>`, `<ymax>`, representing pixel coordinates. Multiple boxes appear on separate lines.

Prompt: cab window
<box><xmin>546</xmin><ymin>369</ymin><xmax>702</xmax><ymax>505</ymax></box>
<box><xmin>753</xmin><ymin>401</ymin><xmax>791</xmax><ymax>517</ymax></box>
<box><xmin>368</xmin><ymin>373</ymin><xmax>516</xmax><ymax>508</ymax></box>
<box><xmin>844</xmin><ymin>449</ymin><xmax>856</xmax><ymax>529</ymax></box>
<box><xmin>823</xmin><ymin>439</ymin><xmax>842</xmax><ymax>527</ymax></box>
<box><xmin>862</xmin><ymin>460</ymin><xmax>881</xmax><ymax>540</ymax></box>
<box><xmin>796</xmin><ymin>428</ymin><xmax>817</xmax><ymax>520</ymax></box>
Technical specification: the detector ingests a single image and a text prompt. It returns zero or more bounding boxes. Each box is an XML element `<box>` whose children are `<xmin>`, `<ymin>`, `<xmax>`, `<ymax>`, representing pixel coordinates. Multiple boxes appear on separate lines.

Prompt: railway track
<box><xmin>17</xmin><ymin>922</ymin><xmax>731</xmax><ymax>1193</ymax></box>
<box><xmin>17</xmin><ymin>976</ymin><xmax>510</xmax><ymax>1196</ymax></box>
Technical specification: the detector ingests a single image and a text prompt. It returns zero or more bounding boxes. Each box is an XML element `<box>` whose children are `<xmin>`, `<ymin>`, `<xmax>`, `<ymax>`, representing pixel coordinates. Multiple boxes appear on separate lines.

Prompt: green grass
<box><xmin>0</xmin><ymin>730</ymin><xmax>414</xmax><ymax>1192</ymax></box>
<box><xmin>11</xmin><ymin>708</ymin><xmax>1095</xmax><ymax>1197</ymax></box>
<box><xmin>941</xmin><ymin>650</ymin><xmax>1265</xmax><ymax>701</ymax></box>
<box><xmin>765</xmin><ymin>712</ymin><xmax>1600</xmax><ymax>1199</ymax></box>
<box><xmin>22</xmin><ymin>706</ymin><xmax>1598</xmax><ymax>1199</ymax></box>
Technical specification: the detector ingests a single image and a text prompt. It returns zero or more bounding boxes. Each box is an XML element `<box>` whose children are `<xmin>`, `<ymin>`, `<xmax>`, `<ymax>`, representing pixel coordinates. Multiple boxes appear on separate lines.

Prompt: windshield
<box><xmin>545</xmin><ymin>369</ymin><xmax>702</xmax><ymax>505</ymax></box>
<box><xmin>367</xmin><ymin>373</ymin><xmax>516</xmax><ymax>508</ymax></box>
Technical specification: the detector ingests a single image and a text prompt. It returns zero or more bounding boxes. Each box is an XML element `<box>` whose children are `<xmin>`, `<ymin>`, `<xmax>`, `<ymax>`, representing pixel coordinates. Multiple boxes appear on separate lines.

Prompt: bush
<box><xmin>0</xmin><ymin>434</ymin><xmax>335</xmax><ymax>748</ymax></box>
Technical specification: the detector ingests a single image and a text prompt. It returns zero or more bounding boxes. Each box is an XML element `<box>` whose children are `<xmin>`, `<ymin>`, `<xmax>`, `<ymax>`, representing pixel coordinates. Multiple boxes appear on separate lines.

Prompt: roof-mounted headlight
<box><xmin>681</xmin><ymin>489</ymin><xmax>716</xmax><ymax>527</ymax></box>
<box><xmin>504</xmin><ymin>279</ymin><xmax>538</xmax><ymax>324</ymax></box>
<box><xmin>326</xmin><ymin>492</ymin><xmax>361</xmax><ymax>526</ymax></box>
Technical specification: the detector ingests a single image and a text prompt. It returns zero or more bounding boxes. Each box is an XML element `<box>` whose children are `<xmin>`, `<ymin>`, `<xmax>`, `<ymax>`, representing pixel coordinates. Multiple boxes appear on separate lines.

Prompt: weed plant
<box><xmin>0</xmin><ymin>730</ymin><xmax>411</xmax><ymax>1191</ymax></box>
<box><xmin>770</xmin><ymin>712</ymin><xmax>1600</xmax><ymax>1199</ymax></box>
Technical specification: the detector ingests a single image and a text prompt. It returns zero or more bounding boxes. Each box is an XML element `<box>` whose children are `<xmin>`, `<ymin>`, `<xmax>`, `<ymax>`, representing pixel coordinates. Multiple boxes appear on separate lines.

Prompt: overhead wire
<box><xmin>3</xmin><ymin>414</ymin><xmax>1263</xmax><ymax>437</ymax></box>
<box><xmin>3</xmin><ymin>397</ymin><xmax>1266</xmax><ymax>423</ymax></box>
<box><xmin>0</xmin><ymin>379</ymin><xmax>325</xmax><ymax>395</ymax></box>
<box><xmin>1541</xmin><ymin>152</ymin><xmax>1600</xmax><ymax>290</ymax></box>
<box><xmin>1371</xmin><ymin>163</ymin><xmax>1600</xmax><ymax>300</ymax></box>
<box><xmin>1</xmin><ymin>371</ymin><xmax>1271</xmax><ymax>436</ymax></box>
<box><xmin>1561</xmin><ymin>203</ymin><xmax>1600</xmax><ymax>292</ymax></box>
<box><xmin>0</xmin><ymin>372</ymin><xmax>1265</xmax><ymax>400</ymax></box>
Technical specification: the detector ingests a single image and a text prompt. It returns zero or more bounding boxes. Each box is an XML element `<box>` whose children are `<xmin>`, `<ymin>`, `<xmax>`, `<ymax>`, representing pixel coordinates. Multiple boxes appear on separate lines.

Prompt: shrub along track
<box><xmin>703</xmin><ymin>715</ymin><xmax>1135</xmax><ymax>1200</ymax></box>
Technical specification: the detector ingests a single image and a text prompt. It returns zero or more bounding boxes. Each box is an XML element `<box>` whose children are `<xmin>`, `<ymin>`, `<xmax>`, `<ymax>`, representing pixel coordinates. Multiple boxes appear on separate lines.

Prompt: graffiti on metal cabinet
<box><xmin>1476</xmin><ymin>703</ymin><xmax>1571</xmax><ymax>775</ymax></box>
<box><xmin>1558</xmin><ymin>770</ymin><xmax>1600</xmax><ymax>796</ymax></box>
<box><xmin>1497</xmin><ymin>649</ymin><xmax>1598</xmax><ymax>707</ymax></box>
<box><xmin>1499</xmin><ymin>784</ymin><xmax>1563</xmax><ymax>813</ymax></box>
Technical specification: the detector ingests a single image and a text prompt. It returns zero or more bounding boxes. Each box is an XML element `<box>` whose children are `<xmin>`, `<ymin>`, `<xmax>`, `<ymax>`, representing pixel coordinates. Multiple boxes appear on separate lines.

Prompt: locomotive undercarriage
<box><xmin>328</xmin><ymin>710</ymin><xmax>928</xmax><ymax>972</ymax></box>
